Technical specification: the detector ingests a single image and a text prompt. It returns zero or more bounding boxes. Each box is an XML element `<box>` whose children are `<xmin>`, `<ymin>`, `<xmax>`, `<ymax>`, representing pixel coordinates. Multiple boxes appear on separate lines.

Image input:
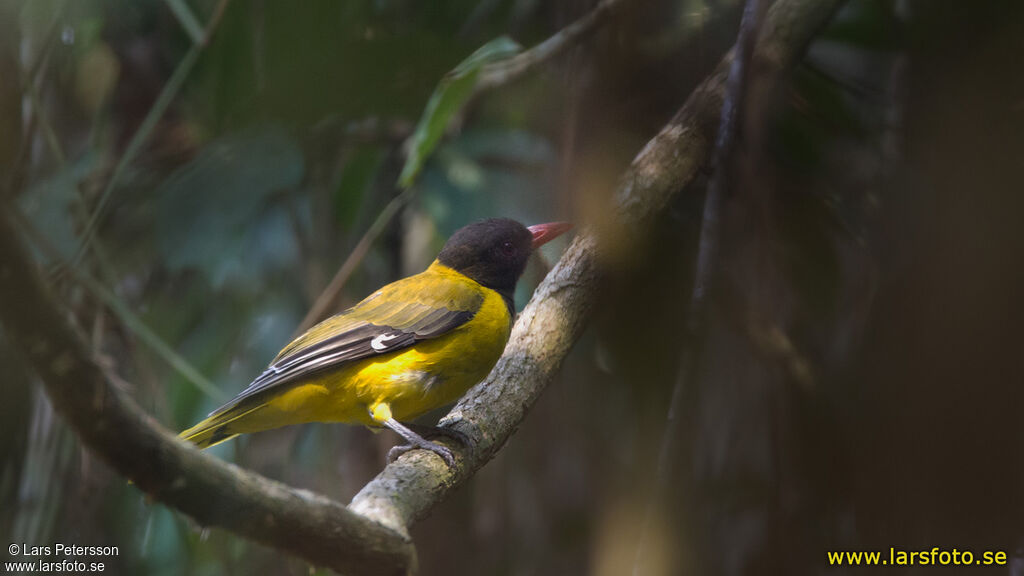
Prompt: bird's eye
<box><xmin>501</xmin><ymin>241</ymin><xmax>515</xmax><ymax>255</ymax></box>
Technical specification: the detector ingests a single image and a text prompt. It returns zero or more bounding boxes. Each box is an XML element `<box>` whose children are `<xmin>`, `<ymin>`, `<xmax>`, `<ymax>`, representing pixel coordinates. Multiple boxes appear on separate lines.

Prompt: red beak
<box><xmin>528</xmin><ymin>222</ymin><xmax>573</xmax><ymax>250</ymax></box>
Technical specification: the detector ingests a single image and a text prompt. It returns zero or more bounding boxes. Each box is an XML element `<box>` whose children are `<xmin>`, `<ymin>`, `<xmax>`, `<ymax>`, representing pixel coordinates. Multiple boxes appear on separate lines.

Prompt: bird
<box><xmin>179</xmin><ymin>218</ymin><xmax>571</xmax><ymax>465</ymax></box>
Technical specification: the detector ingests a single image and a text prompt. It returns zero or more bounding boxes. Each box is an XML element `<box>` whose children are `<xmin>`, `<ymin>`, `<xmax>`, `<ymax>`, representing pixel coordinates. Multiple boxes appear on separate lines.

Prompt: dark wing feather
<box><xmin>207</xmin><ymin>270</ymin><xmax>482</xmax><ymax>416</ymax></box>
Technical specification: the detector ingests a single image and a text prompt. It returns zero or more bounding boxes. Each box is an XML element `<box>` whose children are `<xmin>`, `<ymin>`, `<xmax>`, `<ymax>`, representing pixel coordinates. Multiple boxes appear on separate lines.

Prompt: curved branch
<box><xmin>474</xmin><ymin>0</ymin><xmax>632</xmax><ymax>93</ymax></box>
<box><xmin>350</xmin><ymin>0</ymin><xmax>846</xmax><ymax>534</ymax></box>
<box><xmin>0</xmin><ymin>211</ymin><xmax>415</xmax><ymax>576</ymax></box>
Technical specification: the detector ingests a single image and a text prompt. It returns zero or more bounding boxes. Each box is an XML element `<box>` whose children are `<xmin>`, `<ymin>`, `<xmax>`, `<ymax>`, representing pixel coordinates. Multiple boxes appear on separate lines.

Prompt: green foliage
<box><xmin>420</xmin><ymin>128</ymin><xmax>553</xmax><ymax>233</ymax></box>
<box><xmin>154</xmin><ymin>126</ymin><xmax>304</xmax><ymax>286</ymax></box>
<box><xmin>823</xmin><ymin>0</ymin><xmax>902</xmax><ymax>51</ymax></box>
<box><xmin>398</xmin><ymin>36</ymin><xmax>522</xmax><ymax>188</ymax></box>
<box><xmin>6</xmin><ymin>0</ymin><xmax>573</xmax><ymax>573</ymax></box>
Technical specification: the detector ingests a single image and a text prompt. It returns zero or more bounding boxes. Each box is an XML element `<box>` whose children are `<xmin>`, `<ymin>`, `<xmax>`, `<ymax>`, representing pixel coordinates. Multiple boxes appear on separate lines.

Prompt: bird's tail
<box><xmin>179</xmin><ymin>404</ymin><xmax>262</xmax><ymax>449</ymax></box>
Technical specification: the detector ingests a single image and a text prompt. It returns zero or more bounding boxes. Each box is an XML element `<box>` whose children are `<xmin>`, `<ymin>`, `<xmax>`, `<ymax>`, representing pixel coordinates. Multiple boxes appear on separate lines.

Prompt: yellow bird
<box><xmin>180</xmin><ymin>218</ymin><xmax>570</xmax><ymax>465</ymax></box>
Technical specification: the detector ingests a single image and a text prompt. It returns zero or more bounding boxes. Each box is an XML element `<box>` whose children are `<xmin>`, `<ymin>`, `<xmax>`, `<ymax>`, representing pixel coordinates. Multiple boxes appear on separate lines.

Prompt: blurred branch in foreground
<box><xmin>633</xmin><ymin>0</ymin><xmax>767</xmax><ymax>573</ymax></box>
<box><xmin>0</xmin><ymin>0</ymin><xmax>843</xmax><ymax>574</ymax></box>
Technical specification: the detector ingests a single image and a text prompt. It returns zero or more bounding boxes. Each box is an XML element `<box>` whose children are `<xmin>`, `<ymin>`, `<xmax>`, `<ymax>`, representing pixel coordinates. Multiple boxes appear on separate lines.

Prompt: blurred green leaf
<box><xmin>397</xmin><ymin>35</ymin><xmax>521</xmax><ymax>188</ymax></box>
<box><xmin>154</xmin><ymin>127</ymin><xmax>305</xmax><ymax>286</ymax></box>
<box><xmin>823</xmin><ymin>0</ymin><xmax>901</xmax><ymax>52</ymax></box>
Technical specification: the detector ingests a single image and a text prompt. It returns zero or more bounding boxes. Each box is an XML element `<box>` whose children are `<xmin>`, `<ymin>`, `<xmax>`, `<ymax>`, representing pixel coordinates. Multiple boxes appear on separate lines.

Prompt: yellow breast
<box><xmin>273</xmin><ymin>264</ymin><xmax>513</xmax><ymax>426</ymax></box>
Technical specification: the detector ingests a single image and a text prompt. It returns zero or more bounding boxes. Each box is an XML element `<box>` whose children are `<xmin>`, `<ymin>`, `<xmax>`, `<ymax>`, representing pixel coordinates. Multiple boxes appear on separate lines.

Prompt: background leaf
<box><xmin>397</xmin><ymin>36</ymin><xmax>522</xmax><ymax>188</ymax></box>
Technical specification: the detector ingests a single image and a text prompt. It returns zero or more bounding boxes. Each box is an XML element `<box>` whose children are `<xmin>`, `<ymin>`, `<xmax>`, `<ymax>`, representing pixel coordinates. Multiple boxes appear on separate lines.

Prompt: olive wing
<box><xmin>207</xmin><ymin>272</ymin><xmax>483</xmax><ymax>416</ymax></box>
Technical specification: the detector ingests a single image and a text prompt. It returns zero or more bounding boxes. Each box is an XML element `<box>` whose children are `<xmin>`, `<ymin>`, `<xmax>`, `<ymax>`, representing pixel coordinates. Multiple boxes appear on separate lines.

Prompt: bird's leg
<box><xmin>383</xmin><ymin>420</ymin><xmax>457</xmax><ymax>466</ymax></box>
<box><xmin>369</xmin><ymin>403</ymin><xmax>456</xmax><ymax>466</ymax></box>
<box><xmin>401</xmin><ymin>423</ymin><xmax>475</xmax><ymax>459</ymax></box>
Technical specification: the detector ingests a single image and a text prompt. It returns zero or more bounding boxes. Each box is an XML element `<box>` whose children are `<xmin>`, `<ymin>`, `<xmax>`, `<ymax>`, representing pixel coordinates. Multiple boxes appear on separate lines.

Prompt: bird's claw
<box><xmin>387</xmin><ymin>440</ymin><xmax>456</xmax><ymax>467</ymax></box>
<box><xmin>408</xmin><ymin>424</ymin><xmax>473</xmax><ymax>451</ymax></box>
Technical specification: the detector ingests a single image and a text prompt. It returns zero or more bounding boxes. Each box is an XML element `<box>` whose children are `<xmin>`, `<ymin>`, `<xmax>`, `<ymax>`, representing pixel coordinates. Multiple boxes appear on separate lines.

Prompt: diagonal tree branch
<box><xmin>349</xmin><ymin>0</ymin><xmax>847</xmax><ymax>536</ymax></box>
<box><xmin>474</xmin><ymin>0</ymin><xmax>633</xmax><ymax>93</ymax></box>
<box><xmin>294</xmin><ymin>186</ymin><xmax>415</xmax><ymax>336</ymax></box>
<box><xmin>0</xmin><ymin>0</ymin><xmax>843</xmax><ymax>573</ymax></box>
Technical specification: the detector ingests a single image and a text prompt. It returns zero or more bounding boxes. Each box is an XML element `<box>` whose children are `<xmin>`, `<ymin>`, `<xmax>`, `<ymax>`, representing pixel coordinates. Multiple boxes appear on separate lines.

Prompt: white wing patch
<box><xmin>370</xmin><ymin>332</ymin><xmax>401</xmax><ymax>351</ymax></box>
<box><xmin>389</xmin><ymin>370</ymin><xmax>442</xmax><ymax>391</ymax></box>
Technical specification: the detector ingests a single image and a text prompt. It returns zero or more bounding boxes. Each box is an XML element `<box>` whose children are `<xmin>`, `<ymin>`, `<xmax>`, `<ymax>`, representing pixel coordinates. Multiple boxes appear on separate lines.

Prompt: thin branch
<box><xmin>474</xmin><ymin>0</ymin><xmax>631</xmax><ymax>93</ymax></box>
<box><xmin>22</xmin><ymin>76</ymin><xmax>65</xmax><ymax>166</ymax></box>
<box><xmin>18</xmin><ymin>8</ymin><xmax>68</xmax><ymax>167</ymax></box>
<box><xmin>633</xmin><ymin>0</ymin><xmax>763</xmax><ymax>572</ymax></box>
<box><xmin>8</xmin><ymin>207</ymin><xmax>225</xmax><ymax>400</ymax></box>
<box><xmin>200</xmin><ymin>0</ymin><xmax>232</xmax><ymax>48</ymax></box>
<box><xmin>5</xmin><ymin>5</ymin><xmax>65</xmax><ymax>197</ymax></box>
<box><xmin>0</xmin><ymin>209</ymin><xmax>415</xmax><ymax>576</ymax></box>
<box><xmin>163</xmin><ymin>0</ymin><xmax>205</xmax><ymax>46</ymax></box>
<box><xmin>0</xmin><ymin>0</ymin><xmax>844</xmax><ymax>572</ymax></box>
<box><xmin>692</xmin><ymin>0</ymin><xmax>762</xmax><ymax>311</ymax></box>
<box><xmin>68</xmin><ymin>0</ymin><xmax>232</xmax><ymax>271</ymax></box>
<box><xmin>293</xmin><ymin>186</ymin><xmax>415</xmax><ymax>336</ymax></box>
<box><xmin>350</xmin><ymin>0</ymin><xmax>847</xmax><ymax>536</ymax></box>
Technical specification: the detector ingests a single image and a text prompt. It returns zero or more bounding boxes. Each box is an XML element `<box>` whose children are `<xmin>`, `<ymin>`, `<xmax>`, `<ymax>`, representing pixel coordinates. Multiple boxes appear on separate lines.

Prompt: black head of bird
<box><xmin>437</xmin><ymin>218</ymin><xmax>572</xmax><ymax>295</ymax></box>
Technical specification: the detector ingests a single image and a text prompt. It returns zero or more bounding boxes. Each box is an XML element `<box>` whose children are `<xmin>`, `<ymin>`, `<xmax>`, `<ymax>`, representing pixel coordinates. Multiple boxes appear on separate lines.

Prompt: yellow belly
<box><xmin>254</xmin><ymin>287</ymin><xmax>511</xmax><ymax>428</ymax></box>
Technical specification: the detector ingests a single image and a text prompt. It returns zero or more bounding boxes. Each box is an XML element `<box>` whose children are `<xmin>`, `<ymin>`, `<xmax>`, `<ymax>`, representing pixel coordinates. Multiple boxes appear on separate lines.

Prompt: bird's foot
<box><xmin>380</xmin><ymin>416</ymin><xmax>470</xmax><ymax>467</ymax></box>
<box><xmin>387</xmin><ymin>439</ymin><xmax>455</xmax><ymax>467</ymax></box>
<box><xmin>405</xmin><ymin>424</ymin><xmax>473</xmax><ymax>449</ymax></box>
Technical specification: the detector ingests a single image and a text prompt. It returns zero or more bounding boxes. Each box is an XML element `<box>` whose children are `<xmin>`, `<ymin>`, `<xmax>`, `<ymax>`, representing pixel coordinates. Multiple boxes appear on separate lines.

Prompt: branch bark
<box><xmin>0</xmin><ymin>0</ymin><xmax>843</xmax><ymax>572</ymax></box>
<box><xmin>0</xmin><ymin>211</ymin><xmax>415</xmax><ymax>575</ymax></box>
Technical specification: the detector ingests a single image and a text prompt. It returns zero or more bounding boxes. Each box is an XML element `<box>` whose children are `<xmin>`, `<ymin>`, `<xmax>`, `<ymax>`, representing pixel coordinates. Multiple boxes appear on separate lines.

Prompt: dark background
<box><xmin>1</xmin><ymin>0</ymin><xmax>1022</xmax><ymax>574</ymax></box>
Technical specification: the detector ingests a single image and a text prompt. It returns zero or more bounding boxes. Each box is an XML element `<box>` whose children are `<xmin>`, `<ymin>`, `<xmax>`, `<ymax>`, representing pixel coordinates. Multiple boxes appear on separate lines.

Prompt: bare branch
<box><xmin>0</xmin><ymin>209</ymin><xmax>415</xmax><ymax>576</ymax></box>
<box><xmin>350</xmin><ymin>0</ymin><xmax>847</xmax><ymax>535</ymax></box>
<box><xmin>294</xmin><ymin>186</ymin><xmax>415</xmax><ymax>335</ymax></box>
<box><xmin>474</xmin><ymin>0</ymin><xmax>633</xmax><ymax>93</ymax></box>
<box><xmin>70</xmin><ymin>0</ymin><xmax>232</xmax><ymax>271</ymax></box>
